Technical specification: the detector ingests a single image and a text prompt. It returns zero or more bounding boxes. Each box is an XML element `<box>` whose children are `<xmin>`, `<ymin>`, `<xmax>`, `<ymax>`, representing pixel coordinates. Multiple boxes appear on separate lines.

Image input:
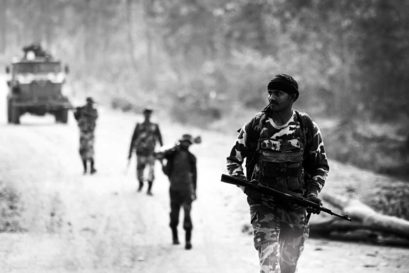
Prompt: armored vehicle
<box><xmin>5</xmin><ymin>44</ymin><xmax>72</xmax><ymax>124</ymax></box>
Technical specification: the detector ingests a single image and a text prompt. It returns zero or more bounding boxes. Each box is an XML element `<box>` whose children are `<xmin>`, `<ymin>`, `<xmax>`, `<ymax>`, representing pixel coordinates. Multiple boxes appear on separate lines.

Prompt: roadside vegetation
<box><xmin>0</xmin><ymin>180</ymin><xmax>24</xmax><ymax>232</ymax></box>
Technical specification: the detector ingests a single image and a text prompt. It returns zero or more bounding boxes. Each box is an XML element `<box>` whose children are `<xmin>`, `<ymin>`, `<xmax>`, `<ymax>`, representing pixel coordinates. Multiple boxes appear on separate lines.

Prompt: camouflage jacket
<box><xmin>129</xmin><ymin>121</ymin><xmax>163</xmax><ymax>156</ymax></box>
<box><xmin>74</xmin><ymin>106</ymin><xmax>98</xmax><ymax>133</ymax></box>
<box><xmin>227</xmin><ymin>110</ymin><xmax>329</xmax><ymax>201</ymax></box>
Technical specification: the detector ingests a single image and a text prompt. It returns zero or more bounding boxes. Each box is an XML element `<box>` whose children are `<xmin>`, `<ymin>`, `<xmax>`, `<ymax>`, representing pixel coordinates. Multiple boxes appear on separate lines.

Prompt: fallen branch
<box><xmin>309</xmin><ymin>193</ymin><xmax>409</xmax><ymax>240</ymax></box>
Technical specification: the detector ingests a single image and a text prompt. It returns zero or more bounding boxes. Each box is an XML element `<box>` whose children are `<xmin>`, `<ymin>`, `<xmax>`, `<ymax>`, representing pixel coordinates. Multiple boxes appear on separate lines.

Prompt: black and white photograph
<box><xmin>0</xmin><ymin>1</ymin><xmax>408</xmax><ymax>272</ymax></box>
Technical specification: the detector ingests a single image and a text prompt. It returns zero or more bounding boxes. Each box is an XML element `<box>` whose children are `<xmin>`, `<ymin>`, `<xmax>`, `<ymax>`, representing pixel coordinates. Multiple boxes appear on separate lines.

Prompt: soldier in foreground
<box><xmin>74</xmin><ymin>97</ymin><xmax>98</xmax><ymax>175</ymax></box>
<box><xmin>226</xmin><ymin>74</ymin><xmax>329</xmax><ymax>273</ymax></box>
<box><xmin>156</xmin><ymin>134</ymin><xmax>198</xmax><ymax>250</ymax></box>
<box><xmin>128</xmin><ymin>108</ymin><xmax>163</xmax><ymax>195</ymax></box>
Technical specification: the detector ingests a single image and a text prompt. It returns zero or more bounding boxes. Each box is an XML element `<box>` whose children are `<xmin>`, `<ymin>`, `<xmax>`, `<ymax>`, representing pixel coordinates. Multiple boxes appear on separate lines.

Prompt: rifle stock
<box><xmin>220</xmin><ymin>174</ymin><xmax>351</xmax><ymax>221</ymax></box>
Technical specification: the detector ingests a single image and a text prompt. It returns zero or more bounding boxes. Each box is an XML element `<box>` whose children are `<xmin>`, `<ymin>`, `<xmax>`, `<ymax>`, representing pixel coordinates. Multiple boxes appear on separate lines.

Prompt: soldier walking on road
<box><xmin>74</xmin><ymin>97</ymin><xmax>98</xmax><ymax>175</ymax></box>
<box><xmin>156</xmin><ymin>134</ymin><xmax>197</xmax><ymax>250</ymax></box>
<box><xmin>128</xmin><ymin>108</ymin><xmax>163</xmax><ymax>195</ymax></box>
<box><xmin>226</xmin><ymin>74</ymin><xmax>329</xmax><ymax>273</ymax></box>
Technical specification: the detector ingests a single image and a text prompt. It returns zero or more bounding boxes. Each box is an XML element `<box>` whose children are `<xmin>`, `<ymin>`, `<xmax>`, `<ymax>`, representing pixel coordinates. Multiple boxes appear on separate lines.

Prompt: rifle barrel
<box><xmin>220</xmin><ymin>174</ymin><xmax>351</xmax><ymax>221</ymax></box>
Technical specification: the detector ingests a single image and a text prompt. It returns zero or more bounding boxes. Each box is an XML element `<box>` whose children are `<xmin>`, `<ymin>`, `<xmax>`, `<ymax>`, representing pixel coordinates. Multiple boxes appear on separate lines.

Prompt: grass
<box><xmin>0</xmin><ymin>180</ymin><xmax>24</xmax><ymax>232</ymax></box>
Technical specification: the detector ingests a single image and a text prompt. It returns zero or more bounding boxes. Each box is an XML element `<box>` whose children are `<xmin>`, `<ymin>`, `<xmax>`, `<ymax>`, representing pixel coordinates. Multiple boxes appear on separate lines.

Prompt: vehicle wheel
<box><xmin>10</xmin><ymin>105</ymin><xmax>20</xmax><ymax>124</ymax></box>
<box><xmin>54</xmin><ymin>112</ymin><xmax>60</xmax><ymax>123</ymax></box>
<box><xmin>55</xmin><ymin>110</ymin><xmax>68</xmax><ymax>124</ymax></box>
<box><xmin>59</xmin><ymin>110</ymin><xmax>68</xmax><ymax>124</ymax></box>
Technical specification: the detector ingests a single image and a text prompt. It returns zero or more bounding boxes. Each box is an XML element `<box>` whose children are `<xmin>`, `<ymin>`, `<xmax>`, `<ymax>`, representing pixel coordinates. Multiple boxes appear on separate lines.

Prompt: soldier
<box><xmin>74</xmin><ymin>97</ymin><xmax>98</xmax><ymax>175</ymax></box>
<box><xmin>226</xmin><ymin>74</ymin><xmax>329</xmax><ymax>273</ymax></box>
<box><xmin>128</xmin><ymin>108</ymin><xmax>163</xmax><ymax>195</ymax></box>
<box><xmin>156</xmin><ymin>134</ymin><xmax>197</xmax><ymax>250</ymax></box>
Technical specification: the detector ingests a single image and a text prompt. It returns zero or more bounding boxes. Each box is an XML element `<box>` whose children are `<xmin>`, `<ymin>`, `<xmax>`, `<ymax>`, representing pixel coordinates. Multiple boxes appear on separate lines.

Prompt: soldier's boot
<box><xmin>137</xmin><ymin>181</ymin><xmax>144</xmax><ymax>192</ymax></box>
<box><xmin>185</xmin><ymin>229</ymin><xmax>192</xmax><ymax>250</ymax></box>
<box><xmin>171</xmin><ymin>227</ymin><xmax>180</xmax><ymax>245</ymax></box>
<box><xmin>82</xmin><ymin>159</ymin><xmax>87</xmax><ymax>174</ymax></box>
<box><xmin>90</xmin><ymin>158</ymin><xmax>97</xmax><ymax>174</ymax></box>
<box><xmin>146</xmin><ymin>181</ymin><xmax>153</xmax><ymax>196</ymax></box>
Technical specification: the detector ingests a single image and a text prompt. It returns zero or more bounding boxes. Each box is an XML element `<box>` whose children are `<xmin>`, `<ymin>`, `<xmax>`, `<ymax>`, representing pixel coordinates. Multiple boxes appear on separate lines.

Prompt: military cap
<box><xmin>179</xmin><ymin>134</ymin><xmax>193</xmax><ymax>144</ymax></box>
<box><xmin>86</xmin><ymin>97</ymin><xmax>95</xmax><ymax>104</ymax></box>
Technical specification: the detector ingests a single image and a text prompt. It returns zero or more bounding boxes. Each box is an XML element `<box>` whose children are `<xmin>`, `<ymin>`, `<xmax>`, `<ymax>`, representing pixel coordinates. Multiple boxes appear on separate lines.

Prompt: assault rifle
<box><xmin>220</xmin><ymin>174</ymin><xmax>351</xmax><ymax>221</ymax></box>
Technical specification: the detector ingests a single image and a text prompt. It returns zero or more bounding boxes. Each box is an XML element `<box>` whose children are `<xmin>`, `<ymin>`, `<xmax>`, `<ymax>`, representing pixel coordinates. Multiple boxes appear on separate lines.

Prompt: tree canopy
<box><xmin>0</xmin><ymin>0</ymin><xmax>408</xmax><ymax>122</ymax></box>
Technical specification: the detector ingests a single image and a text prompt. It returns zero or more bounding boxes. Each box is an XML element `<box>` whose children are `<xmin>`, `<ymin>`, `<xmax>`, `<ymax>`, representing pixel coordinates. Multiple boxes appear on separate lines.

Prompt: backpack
<box><xmin>161</xmin><ymin>146</ymin><xmax>196</xmax><ymax>177</ymax></box>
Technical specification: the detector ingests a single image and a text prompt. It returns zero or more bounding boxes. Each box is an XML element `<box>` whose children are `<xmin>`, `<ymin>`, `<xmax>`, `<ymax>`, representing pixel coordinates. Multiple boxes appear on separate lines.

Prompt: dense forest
<box><xmin>1</xmin><ymin>0</ymin><xmax>409</xmax><ymax>179</ymax></box>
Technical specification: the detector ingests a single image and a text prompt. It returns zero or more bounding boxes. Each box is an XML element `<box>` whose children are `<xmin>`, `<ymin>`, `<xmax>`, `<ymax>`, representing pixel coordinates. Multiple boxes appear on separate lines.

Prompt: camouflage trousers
<box><xmin>136</xmin><ymin>154</ymin><xmax>156</xmax><ymax>182</ymax></box>
<box><xmin>79</xmin><ymin>131</ymin><xmax>95</xmax><ymax>160</ymax></box>
<box><xmin>250</xmin><ymin>204</ymin><xmax>309</xmax><ymax>273</ymax></box>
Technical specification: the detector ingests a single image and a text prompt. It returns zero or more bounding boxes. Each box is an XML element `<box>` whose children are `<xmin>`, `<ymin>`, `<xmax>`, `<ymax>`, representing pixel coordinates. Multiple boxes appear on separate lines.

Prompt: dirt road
<box><xmin>0</xmin><ymin>77</ymin><xmax>407</xmax><ymax>272</ymax></box>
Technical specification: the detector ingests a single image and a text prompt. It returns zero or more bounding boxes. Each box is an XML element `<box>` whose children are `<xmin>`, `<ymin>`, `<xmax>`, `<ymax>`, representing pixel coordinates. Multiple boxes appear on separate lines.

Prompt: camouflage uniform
<box><xmin>129</xmin><ymin>121</ymin><xmax>163</xmax><ymax>192</ymax></box>
<box><xmin>75</xmin><ymin>105</ymin><xmax>98</xmax><ymax>173</ymax></box>
<box><xmin>227</xmin><ymin>110</ymin><xmax>329</xmax><ymax>273</ymax></box>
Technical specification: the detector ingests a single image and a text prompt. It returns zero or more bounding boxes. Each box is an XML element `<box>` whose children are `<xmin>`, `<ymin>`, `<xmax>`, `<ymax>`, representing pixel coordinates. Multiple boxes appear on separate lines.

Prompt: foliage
<box><xmin>323</xmin><ymin>116</ymin><xmax>409</xmax><ymax>182</ymax></box>
<box><xmin>1</xmin><ymin>0</ymin><xmax>409</xmax><ymax>176</ymax></box>
<box><xmin>1</xmin><ymin>0</ymin><xmax>407</xmax><ymax>119</ymax></box>
<box><xmin>369</xmin><ymin>183</ymin><xmax>409</xmax><ymax>220</ymax></box>
<box><xmin>0</xmin><ymin>181</ymin><xmax>24</xmax><ymax>232</ymax></box>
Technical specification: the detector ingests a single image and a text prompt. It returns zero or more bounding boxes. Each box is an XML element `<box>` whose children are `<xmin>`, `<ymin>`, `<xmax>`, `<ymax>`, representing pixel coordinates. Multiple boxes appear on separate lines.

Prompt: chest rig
<box><xmin>135</xmin><ymin>123</ymin><xmax>158</xmax><ymax>154</ymax></box>
<box><xmin>254</xmin><ymin>114</ymin><xmax>306</xmax><ymax>195</ymax></box>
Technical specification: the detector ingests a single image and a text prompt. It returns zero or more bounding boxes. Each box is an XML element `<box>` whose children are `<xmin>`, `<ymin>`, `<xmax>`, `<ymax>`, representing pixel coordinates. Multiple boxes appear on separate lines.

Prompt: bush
<box><xmin>324</xmin><ymin>119</ymin><xmax>409</xmax><ymax>182</ymax></box>
<box><xmin>169</xmin><ymin>93</ymin><xmax>222</xmax><ymax>126</ymax></box>
<box><xmin>0</xmin><ymin>181</ymin><xmax>24</xmax><ymax>232</ymax></box>
<box><xmin>110</xmin><ymin>96</ymin><xmax>136</xmax><ymax>112</ymax></box>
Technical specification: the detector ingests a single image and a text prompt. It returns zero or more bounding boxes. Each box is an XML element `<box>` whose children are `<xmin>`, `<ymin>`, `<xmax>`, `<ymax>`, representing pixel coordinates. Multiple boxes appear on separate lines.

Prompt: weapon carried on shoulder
<box><xmin>155</xmin><ymin>135</ymin><xmax>202</xmax><ymax>176</ymax></box>
<box><xmin>70</xmin><ymin>106</ymin><xmax>98</xmax><ymax>120</ymax></box>
<box><xmin>220</xmin><ymin>174</ymin><xmax>351</xmax><ymax>221</ymax></box>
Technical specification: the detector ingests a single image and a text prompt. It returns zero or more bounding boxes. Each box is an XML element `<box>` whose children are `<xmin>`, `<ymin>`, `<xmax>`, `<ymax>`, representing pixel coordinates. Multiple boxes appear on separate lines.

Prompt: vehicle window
<box><xmin>13</xmin><ymin>63</ymin><xmax>62</xmax><ymax>73</ymax></box>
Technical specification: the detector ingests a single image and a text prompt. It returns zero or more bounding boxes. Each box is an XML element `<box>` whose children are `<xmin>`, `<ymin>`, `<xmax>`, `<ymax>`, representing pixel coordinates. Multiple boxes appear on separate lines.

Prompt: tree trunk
<box><xmin>310</xmin><ymin>193</ymin><xmax>409</xmax><ymax>240</ymax></box>
<box><xmin>125</xmin><ymin>0</ymin><xmax>139</xmax><ymax>73</ymax></box>
<box><xmin>0</xmin><ymin>0</ymin><xmax>7</xmax><ymax>53</ymax></box>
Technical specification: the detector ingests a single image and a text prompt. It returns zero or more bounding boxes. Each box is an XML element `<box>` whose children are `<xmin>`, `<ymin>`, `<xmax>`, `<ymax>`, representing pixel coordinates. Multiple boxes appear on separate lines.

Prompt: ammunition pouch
<box><xmin>259</xmin><ymin>161</ymin><xmax>305</xmax><ymax>194</ymax></box>
<box><xmin>261</xmin><ymin>161</ymin><xmax>301</xmax><ymax>178</ymax></box>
